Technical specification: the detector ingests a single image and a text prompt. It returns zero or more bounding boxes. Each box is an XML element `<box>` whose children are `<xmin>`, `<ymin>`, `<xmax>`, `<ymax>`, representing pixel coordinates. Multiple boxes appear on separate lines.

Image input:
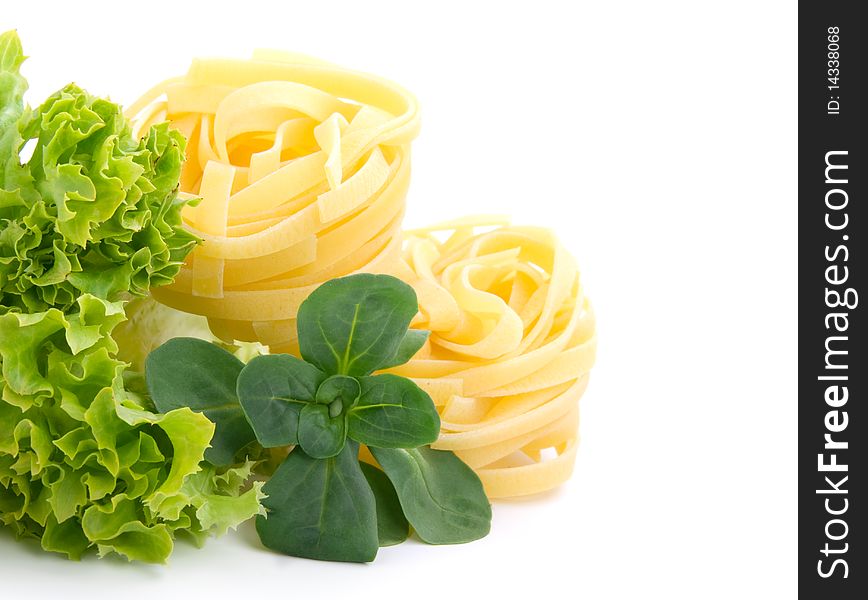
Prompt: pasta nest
<box><xmin>389</xmin><ymin>220</ymin><xmax>597</xmax><ymax>497</ymax></box>
<box><xmin>126</xmin><ymin>51</ymin><xmax>420</xmax><ymax>351</ymax></box>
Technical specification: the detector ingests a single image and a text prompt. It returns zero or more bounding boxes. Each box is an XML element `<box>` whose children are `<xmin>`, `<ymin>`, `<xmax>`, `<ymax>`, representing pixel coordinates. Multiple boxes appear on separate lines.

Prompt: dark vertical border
<box><xmin>799</xmin><ymin>2</ymin><xmax>865</xmax><ymax>596</ymax></box>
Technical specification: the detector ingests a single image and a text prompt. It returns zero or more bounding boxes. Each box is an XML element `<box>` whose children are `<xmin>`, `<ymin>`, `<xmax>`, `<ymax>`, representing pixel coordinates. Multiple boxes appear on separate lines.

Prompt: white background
<box><xmin>1</xmin><ymin>1</ymin><xmax>797</xmax><ymax>598</ymax></box>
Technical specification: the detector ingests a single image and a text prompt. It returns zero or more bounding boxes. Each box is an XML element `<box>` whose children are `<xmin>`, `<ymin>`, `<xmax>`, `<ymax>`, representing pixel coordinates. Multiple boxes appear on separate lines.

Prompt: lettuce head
<box><xmin>0</xmin><ymin>31</ymin><xmax>264</xmax><ymax>563</ymax></box>
<box><xmin>0</xmin><ymin>30</ymin><xmax>198</xmax><ymax>313</ymax></box>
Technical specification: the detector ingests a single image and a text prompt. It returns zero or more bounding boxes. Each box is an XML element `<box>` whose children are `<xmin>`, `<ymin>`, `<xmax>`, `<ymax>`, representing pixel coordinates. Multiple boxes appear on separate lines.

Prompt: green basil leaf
<box><xmin>360</xmin><ymin>462</ymin><xmax>409</xmax><ymax>547</ymax></box>
<box><xmin>297</xmin><ymin>274</ymin><xmax>419</xmax><ymax>376</ymax></box>
<box><xmin>348</xmin><ymin>374</ymin><xmax>440</xmax><ymax>448</ymax></box>
<box><xmin>145</xmin><ymin>338</ymin><xmax>253</xmax><ymax>467</ymax></box>
<box><xmin>370</xmin><ymin>446</ymin><xmax>491</xmax><ymax>544</ymax></box>
<box><xmin>298</xmin><ymin>403</ymin><xmax>347</xmax><ymax>458</ymax></box>
<box><xmin>237</xmin><ymin>354</ymin><xmax>325</xmax><ymax>448</ymax></box>
<box><xmin>378</xmin><ymin>329</ymin><xmax>429</xmax><ymax>370</ymax></box>
<box><xmin>256</xmin><ymin>442</ymin><xmax>378</xmax><ymax>562</ymax></box>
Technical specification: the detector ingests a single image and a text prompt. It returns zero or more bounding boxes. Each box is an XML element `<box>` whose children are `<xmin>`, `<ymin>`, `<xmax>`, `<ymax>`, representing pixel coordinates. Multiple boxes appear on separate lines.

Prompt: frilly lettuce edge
<box><xmin>0</xmin><ymin>285</ymin><xmax>264</xmax><ymax>564</ymax></box>
<box><xmin>1</xmin><ymin>29</ymin><xmax>199</xmax><ymax>314</ymax></box>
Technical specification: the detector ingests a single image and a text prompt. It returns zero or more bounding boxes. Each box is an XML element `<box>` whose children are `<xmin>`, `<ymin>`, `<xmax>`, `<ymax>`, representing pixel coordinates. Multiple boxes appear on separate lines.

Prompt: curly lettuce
<box><xmin>0</xmin><ymin>296</ymin><xmax>264</xmax><ymax>562</ymax></box>
<box><xmin>0</xmin><ymin>32</ymin><xmax>198</xmax><ymax>313</ymax></box>
<box><xmin>0</xmin><ymin>31</ymin><xmax>265</xmax><ymax>563</ymax></box>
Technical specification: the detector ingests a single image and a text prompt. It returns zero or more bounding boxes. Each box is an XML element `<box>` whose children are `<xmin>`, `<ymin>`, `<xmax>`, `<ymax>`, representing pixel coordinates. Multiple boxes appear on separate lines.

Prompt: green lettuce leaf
<box><xmin>0</xmin><ymin>30</ymin><xmax>31</xmax><ymax>200</ymax></box>
<box><xmin>0</xmin><ymin>296</ymin><xmax>265</xmax><ymax>563</ymax></box>
<box><xmin>1</xmin><ymin>32</ymin><xmax>198</xmax><ymax>313</ymax></box>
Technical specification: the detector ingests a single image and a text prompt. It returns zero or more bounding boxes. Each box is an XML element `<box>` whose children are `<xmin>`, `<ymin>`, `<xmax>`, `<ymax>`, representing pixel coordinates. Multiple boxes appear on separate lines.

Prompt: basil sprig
<box><xmin>146</xmin><ymin>274</ymin><xmax>491</xmax><ymax>562</ymax></box>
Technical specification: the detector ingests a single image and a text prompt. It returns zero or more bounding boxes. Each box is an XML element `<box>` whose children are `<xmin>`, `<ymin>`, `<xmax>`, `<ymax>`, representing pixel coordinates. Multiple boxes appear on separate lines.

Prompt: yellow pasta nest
<box><xmin>126</xmin><ymin>51</ymin><xmax>419</xmax><ymax>351</ymax></box>
<box><xmin>388</xmin><ymin>219</ymin><xmax>597</xmax><ymax>497</ymax></box>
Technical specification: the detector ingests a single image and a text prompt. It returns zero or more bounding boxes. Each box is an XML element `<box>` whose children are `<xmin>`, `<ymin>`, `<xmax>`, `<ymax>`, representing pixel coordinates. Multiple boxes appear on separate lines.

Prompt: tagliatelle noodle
<box><xmin>389</xmin><ymin>221</ymin><xmax>597</xmax><ymax>497</ymax></box>
<box><xmin>126</xmin><ymin>51</ymin><xmax>419</xmax><ymax>348</ymax></box>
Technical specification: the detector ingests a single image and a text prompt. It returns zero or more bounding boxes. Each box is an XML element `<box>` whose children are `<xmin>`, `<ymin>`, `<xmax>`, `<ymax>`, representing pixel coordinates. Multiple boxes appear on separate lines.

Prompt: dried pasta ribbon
<box><xmin>390</xmin><ymin>220</ymin><xmax>597</xmax><ymax>498</ymax></box>
<box><xmin>127</xmin><ymin>51</ymin><xmax>419</xmax><ymax>346</ymax></box>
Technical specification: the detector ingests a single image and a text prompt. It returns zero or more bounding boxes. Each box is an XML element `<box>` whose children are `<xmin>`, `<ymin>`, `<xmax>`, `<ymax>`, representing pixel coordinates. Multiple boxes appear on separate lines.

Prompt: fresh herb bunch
<box><xmin>147</xmin><ymin>273</ymin><xmax>492</xmax><ymax>562</ymax></box>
